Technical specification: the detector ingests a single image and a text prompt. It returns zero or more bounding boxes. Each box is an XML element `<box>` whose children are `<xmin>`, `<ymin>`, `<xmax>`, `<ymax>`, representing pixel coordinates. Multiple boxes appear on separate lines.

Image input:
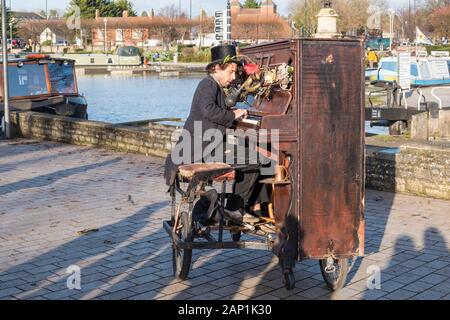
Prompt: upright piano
<box><xmin>235</xmin><ymin>39</ymin><xmax>366</xmax><ymax>270</ymax></box>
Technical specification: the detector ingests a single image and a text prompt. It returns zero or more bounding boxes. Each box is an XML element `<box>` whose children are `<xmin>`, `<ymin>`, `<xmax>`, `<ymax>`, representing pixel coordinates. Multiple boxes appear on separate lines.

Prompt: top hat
<box><xmin>207</xmin><ymin>44</ymin><xmax>241</xmax><ymax>70</ymax></box>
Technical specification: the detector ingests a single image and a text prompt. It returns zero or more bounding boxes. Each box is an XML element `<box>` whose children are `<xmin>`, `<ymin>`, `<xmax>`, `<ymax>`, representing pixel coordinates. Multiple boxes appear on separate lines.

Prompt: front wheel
<box><xmin>319</xmin><ymin>257</ymin><xmax>349</xmax><ymax>291</ymax></box>
<box><xmin>231</xmin><ymin>232</ymin><xmax>241</xmax><ymax>242</ymax></box>
<box><xmin>172</xmin><ymin>211</ymin><xmax>193</xmax><ymax>280</ymax></box>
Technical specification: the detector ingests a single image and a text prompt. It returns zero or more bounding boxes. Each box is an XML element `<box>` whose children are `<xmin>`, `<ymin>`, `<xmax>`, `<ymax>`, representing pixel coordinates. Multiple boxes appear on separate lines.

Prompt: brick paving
<box><xmin>0</xmin><ymin>139</ymin><xmax>449</xmax><ymax>300</ymax></box>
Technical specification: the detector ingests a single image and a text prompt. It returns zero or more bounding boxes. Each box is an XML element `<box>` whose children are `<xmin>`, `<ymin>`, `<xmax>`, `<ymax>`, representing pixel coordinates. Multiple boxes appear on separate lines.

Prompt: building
<box><xmin>91</xmin><ymin>10</ymin><xmax>190</xmax><ymax>48</ymax></box>
<box><xmin>92</xmin><ymin>11</ymin><xmax>150</xmax><ymax>48</ymax></box>
<box><xmin>39</xmin><ymin>27</ymin><xmax>65</xmax><ymax>45</ymax></box>
<box><xmin>12</xmin><ymin>11</ymin><xmax>45</xmax><ymax>23</ymax></box>
<box><xmin>230</xmin><ymin>0</ymin><xmax>293</xmax><ymax>41</ymax></box>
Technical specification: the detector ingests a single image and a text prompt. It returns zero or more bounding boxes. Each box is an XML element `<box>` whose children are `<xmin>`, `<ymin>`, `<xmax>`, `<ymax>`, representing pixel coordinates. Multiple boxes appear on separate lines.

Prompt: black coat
<box><xmin>164</xmin><ymin>75</ymin><xmax>236</xmax><ymax>185</ymax></box>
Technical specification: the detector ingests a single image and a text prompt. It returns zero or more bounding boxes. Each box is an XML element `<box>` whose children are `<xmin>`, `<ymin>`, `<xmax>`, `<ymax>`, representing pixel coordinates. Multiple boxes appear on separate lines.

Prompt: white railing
<box><xmin>400</xmin><ymin>87</ymin><xmax>426</xmax><ymax>110</ymax></box>
<box><xmin>431</xmin><ymin>86</ymin><xmax>450</xmax><ymax>109</ymax></box>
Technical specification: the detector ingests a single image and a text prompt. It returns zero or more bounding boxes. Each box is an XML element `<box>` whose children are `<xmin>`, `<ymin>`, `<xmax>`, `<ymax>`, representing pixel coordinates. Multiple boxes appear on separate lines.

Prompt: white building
<box><xmin>39</xmin><ymin>27</ymin><xmax>65</xmax><ymax>45</ymax></box>
<box><xmin>196</xmin><ymin>33</ymin><xmax>218</xmax><ymax>48</ymax></box>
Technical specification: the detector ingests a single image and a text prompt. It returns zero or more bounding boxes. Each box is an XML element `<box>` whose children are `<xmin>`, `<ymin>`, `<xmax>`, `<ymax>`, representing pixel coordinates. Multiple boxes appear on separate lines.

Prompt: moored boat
<box><xmin>366</xmin><ymin>54</ymin><xmax>450</xmax><ymax>86</ymax></box>
<box><xmin>1</xmin><ymin>54</ymin><xmax>88</xmax><ymax>123</ymax></box>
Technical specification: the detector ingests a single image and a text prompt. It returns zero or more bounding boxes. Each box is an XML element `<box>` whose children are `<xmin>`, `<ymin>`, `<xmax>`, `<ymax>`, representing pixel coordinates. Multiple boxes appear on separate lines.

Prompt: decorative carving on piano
<box><xmin>225</xmin><ymin>54</ymin><xmax>294</xmax><ymax>111</ymax></box>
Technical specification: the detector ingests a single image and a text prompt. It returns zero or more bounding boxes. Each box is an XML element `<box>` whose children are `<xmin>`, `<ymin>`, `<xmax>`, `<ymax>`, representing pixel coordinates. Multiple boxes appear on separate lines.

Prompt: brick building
<box><xmin>231</xmin><ymin>0</ymin><xmax>293</xmax><ymax>41</ymax></box>
<box><xmin>92</xmin><ymin>10</ymin><xmax>150</xmax><ymax>47</ymax></box>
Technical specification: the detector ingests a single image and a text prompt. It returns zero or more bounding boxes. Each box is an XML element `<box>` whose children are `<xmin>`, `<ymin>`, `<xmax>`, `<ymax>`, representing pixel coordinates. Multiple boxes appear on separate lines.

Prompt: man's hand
<box><xmin>233</xmin><ymin>109</ymin><xmax>248</xmax><ymax>120</ymax></box>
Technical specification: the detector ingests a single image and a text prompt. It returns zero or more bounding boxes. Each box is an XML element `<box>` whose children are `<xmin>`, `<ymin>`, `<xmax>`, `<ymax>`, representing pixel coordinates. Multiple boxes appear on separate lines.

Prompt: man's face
<box><xmin>214</xmin><ymin>63</ymin><xmax>238</xmax><ymax>87</ymax></box>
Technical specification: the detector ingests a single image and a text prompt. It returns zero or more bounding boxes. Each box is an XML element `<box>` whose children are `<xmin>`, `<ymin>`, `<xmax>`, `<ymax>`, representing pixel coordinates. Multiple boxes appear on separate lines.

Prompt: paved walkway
<box><xmin>0</xmin><ymin>139</ymin><xmax>449</xmax><ymax>300</ymax></box>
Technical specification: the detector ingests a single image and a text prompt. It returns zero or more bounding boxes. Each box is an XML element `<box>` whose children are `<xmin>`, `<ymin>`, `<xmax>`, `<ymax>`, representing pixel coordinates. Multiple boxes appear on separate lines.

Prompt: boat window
<box><xmin>447</xmin><ymin>60</ymin><xmax>450</xmax><ymax>72</ymax></box>
<box><xmin>381</xmin><ymin>61</ymin><xmax>397</xmax><ymax>72</ymax></box>
<box><xmin>411</xmin><ymin>64</ymin><xmax>419</xmax><ymax>77</ymax></box>
<box><xmin>47</xmin><ymin>62</ymin><xmax>77</xmax><ymax>94</ymax></box>
<box><xmin>117</xmin><ymin>46</ymin><xmax>139</xmax><ymax>57</ymax></box>
<box><xmin>418</xmin><ymin>62</ymin><xmax>431</xmax><ymax>79</ymax></box>
<box><xmin>6</xmin><ymin>63</ymin><xmax>49</xmax><ymax>97</ymax></box>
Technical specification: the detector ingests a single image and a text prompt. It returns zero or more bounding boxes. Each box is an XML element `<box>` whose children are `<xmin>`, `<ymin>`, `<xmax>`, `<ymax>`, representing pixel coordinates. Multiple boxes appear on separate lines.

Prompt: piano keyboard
<box><xmin>240</xmin><ymin>118</ymin><xmax>260</xmax><ymax>126</ymax></box>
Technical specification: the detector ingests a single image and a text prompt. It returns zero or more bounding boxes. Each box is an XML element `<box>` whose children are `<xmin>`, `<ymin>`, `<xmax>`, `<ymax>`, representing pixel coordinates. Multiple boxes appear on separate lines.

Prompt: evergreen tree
<box><xmin>112</xmin><ymin>0</ymin><xmax>137</xmax><ymax>17</ymax></box>
<box><xmin>141</xmin><ymin>10</ymin><xmax>148</xmax><ymax>17</ymax></box>
<box><xmin>65</xmin><ymin>0</ymin><xmax>136</xmax><ymax>18</ymax></box>
<box><xmin>243</xmin><ymin>0</ymin><xmax>261</xmax><ymax>8</ymax></box>
<box><xmin>49</xmin><ymin>9</ymin><xmax>59</xmax><ymax>18</ymax></box>
<box><xmin>0</xmin><ymin>7</ymin><xmax>18</xmax><ymax>39</ymax></box>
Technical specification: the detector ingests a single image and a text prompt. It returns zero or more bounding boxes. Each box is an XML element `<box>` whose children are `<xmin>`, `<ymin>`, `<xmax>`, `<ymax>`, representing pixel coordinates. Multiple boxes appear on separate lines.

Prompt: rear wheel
<box><xmin>172</xmin><ymin>211</ymin><xmax>193</xmax><ymax>280</ymax></box>
<box><xmin>319</xmin><ymin>257</ymin><xmax>349</xmax><ymax>291</ymax></box>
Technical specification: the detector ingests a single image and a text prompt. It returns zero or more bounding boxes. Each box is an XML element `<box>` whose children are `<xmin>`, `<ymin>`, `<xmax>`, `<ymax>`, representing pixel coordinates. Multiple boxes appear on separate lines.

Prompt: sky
<box><xmin>13</xmin><ymin>0</ymin><xmax>412</xmax><ymax>17</ymax></box>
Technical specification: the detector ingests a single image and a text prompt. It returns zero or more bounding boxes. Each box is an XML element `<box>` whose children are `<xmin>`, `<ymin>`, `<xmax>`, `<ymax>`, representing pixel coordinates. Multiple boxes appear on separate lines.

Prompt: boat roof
<box><xmin>379</xmin><ymin>56</ymin><xmax>450</xmax><ymax>63</ymax></box>
<box><xmin>0</xmin><ymin>55</ymin><xmax>75</xmax><ymax>64</ymax></box>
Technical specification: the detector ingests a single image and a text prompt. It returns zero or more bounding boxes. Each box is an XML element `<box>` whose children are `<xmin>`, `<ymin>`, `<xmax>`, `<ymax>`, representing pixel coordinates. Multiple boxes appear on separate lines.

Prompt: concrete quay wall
<box><xmin>10</xmin><ymin>111</ymin><xmax>450</xmax><ymax>200</ymax></box>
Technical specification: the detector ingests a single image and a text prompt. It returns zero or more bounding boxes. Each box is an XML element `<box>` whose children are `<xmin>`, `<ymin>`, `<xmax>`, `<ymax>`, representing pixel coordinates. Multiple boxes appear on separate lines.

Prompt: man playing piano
<box><xmin>164</xmin><ymin>44</ymin><xmax>269</xmax><ymax>225</ymax></box>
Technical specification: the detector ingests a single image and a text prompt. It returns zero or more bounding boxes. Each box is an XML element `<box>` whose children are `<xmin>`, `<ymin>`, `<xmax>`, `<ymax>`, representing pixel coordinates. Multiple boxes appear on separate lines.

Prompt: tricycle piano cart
<box><xmin>163</xmin><ymin>38</ymin><xmax>365</xmax><ymax>291</ymax></box>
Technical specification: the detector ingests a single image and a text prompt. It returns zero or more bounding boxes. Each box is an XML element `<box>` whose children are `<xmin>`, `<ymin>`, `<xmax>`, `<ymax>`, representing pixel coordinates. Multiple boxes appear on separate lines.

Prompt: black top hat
<box><xmin>207</xmin><ymin>44</ymin><xmax>241</xmax><ymax>70</ymax></box>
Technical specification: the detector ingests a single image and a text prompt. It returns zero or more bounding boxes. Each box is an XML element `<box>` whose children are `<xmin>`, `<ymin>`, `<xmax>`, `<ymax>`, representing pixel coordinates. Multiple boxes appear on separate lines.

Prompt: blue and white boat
<box><xmin>366</xmin><ymin>55</ymin><xmax>450</xmax><ymax>87</ymax></box>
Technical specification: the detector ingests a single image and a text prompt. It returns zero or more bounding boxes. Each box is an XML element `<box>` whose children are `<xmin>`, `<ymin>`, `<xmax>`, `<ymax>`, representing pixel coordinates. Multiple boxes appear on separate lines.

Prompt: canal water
<box><xmin>78</xmin><ymin>74</ymin><xmax>387</xmax><ymax>134</ymax></box>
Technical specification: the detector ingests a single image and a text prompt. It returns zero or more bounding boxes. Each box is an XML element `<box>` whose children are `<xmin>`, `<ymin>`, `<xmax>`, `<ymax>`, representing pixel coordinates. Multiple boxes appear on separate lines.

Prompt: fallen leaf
<box><xmin>77</xmin><ymin>229</ymin><xmax>99</xmax><ymax>236</ymax></box>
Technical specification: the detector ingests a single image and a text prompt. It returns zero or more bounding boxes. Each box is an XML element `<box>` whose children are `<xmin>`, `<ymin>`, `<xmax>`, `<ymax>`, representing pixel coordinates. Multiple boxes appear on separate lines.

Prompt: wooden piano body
<box><xmin>237</xmin><ymin>39</ymin><xmax>366</xmax><ymax>269</ymax></box>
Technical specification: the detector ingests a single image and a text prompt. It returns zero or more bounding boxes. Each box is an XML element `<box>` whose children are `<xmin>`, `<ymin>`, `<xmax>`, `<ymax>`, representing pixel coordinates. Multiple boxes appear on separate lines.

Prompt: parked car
<box><xmin>142</xmin><ymin>39</ymin><xmax>161</xmax><ymax>47</ymax></box>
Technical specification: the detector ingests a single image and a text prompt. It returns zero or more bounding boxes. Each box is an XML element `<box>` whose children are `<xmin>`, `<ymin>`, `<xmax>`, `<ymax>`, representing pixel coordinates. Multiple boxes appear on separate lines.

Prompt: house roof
<box><xmin>12</xmin><ymin>11</ymin><xmax>45</xmax><ymax>21</ymax></box>
<box><xmin>40</xmin><ymin>27</ymin><xmax>66</xmax><ymax>37</ymax></box>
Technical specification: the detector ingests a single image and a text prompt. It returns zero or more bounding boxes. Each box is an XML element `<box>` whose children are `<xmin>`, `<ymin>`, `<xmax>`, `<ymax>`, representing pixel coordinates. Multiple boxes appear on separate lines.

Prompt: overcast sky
<box><xmin>14</xmin><ymin>0</ymin><xmax>412</xmax><ymax>16</ymax></box>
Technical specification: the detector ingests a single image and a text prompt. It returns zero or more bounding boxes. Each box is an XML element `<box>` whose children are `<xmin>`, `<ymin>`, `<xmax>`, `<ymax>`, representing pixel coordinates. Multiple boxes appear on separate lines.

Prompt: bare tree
<box><xmin>17</xmin><ymin>20</ymin><xmax>45</xmax><ymax>51</ymax></box>
<box><xmin>429</xmin><ymin>5</ymin><xmax>450</xmax><ymax>37</ymax></box>
<box><xmin>289</xmin><ymin>0</ymin><xmax>389</xmax><ymax>35</ymax></box>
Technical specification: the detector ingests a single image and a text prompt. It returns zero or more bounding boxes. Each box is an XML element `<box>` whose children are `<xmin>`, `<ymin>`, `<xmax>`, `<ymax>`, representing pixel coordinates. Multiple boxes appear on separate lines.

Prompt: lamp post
<box><xmin>9</xmin><ymin>16</ymin><xmax>15</xmax><ymax>48</ymax></box>
<box><xmin>103</xmin><ymin>17</ymin><xmax>107</xmax><ymax>53</ymax></box>
<box><xmin>304</xmin><ymin>0</ymin><xmax>307</xmax><ymax>37</ymax></box>
<box><xmin>189</xmin><ymin>0</ymin><xmax>192</xmax><ymax>45</ymax></box>
<box><xmin>2</xmin><ymin>0</ymin><xmax>10</xmax><ymax>138</ymax></box>
<box><xmin>8</xmin><ymin>23</ymin><xmax>12</xmax><ymax>50</ymax></box>
<box><xmin>388</xmin><ymin>8</ymin><xmax>395</xmax><ymax>51</ymax></box>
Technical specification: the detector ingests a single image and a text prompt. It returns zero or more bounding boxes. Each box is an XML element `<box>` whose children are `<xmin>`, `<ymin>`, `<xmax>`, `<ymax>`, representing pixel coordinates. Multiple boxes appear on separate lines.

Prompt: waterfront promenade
<box><xmin>0</xmin><ymin>139</ymin><xmax>449</xmax><ymax>300</ymax></box>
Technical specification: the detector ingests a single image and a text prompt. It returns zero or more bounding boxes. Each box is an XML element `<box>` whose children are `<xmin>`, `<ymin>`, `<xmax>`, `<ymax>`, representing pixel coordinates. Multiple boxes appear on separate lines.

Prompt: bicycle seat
<box><xmin>178</xmin><ymin>163</ymin><xmax>234</xmax><ymax>182</ymax></box>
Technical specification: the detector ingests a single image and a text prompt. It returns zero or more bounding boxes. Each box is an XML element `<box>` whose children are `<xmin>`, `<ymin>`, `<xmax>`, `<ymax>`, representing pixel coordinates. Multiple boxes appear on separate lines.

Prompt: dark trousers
<box><xmin>193</xmin><ymin>140</ymin><xmax>271</xmax><ymax>222</ymax></box>
<box><xmin>192</xmin><ymin>168</ymin><xmax>270</xmax><ymax>223</ymax></box>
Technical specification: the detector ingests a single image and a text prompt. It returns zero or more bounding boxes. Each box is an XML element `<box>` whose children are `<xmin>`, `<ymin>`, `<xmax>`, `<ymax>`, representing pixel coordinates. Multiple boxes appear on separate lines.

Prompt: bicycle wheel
<box><xmin>172</xmin><ymin>211</ymin><xmax>193</xmax><ymax>280</ymax></box>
